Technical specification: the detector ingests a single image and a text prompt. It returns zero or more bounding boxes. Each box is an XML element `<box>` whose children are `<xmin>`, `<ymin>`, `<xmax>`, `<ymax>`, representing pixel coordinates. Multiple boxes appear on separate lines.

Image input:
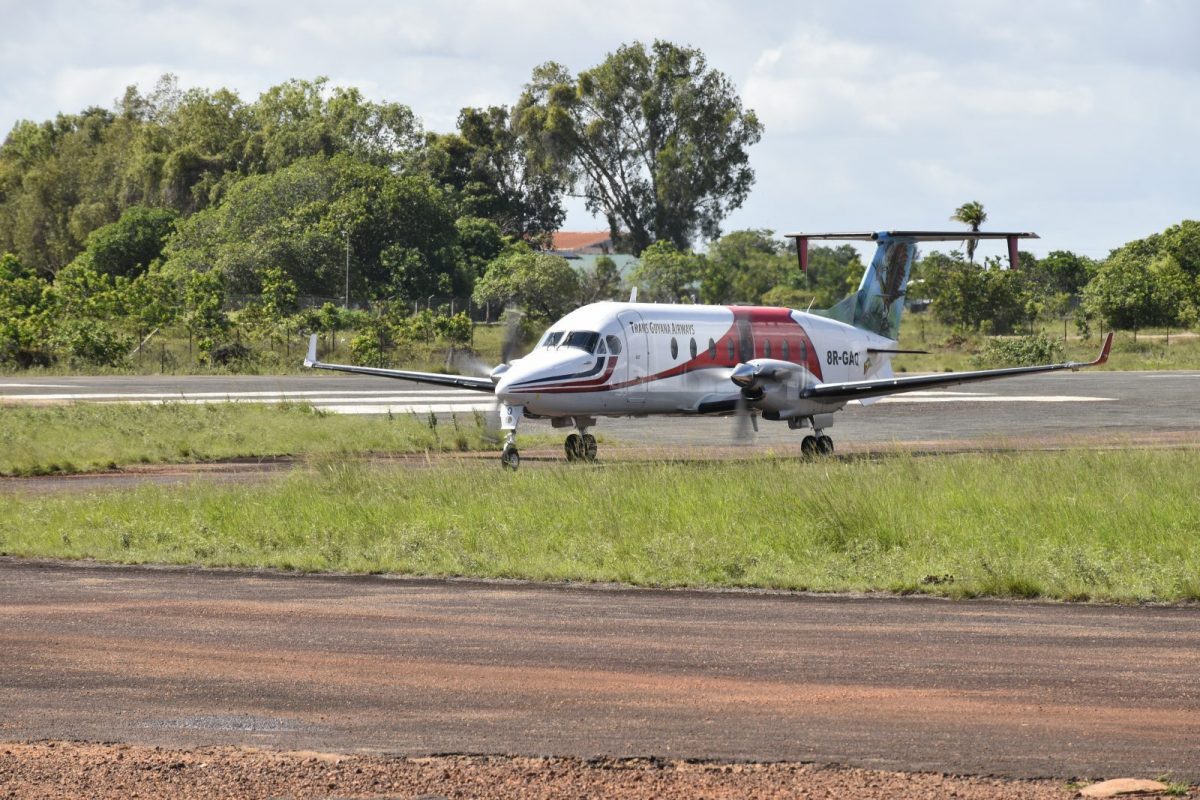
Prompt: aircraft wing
<box><xmin>302</xmin><ymin>334</ymin><xmax>497</xmax><ymax>393</ymax></box>
<box><xmin>802</xmin><ymin>333</ymin><xmax>1112</xmax><ymax>403</ymax></box>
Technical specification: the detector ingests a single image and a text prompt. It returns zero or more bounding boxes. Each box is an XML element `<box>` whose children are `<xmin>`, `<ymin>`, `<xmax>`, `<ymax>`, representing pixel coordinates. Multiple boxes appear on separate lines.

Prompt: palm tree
<box><xmin>951</xmin><ymin>201</ymin><xmax>988</xmax><ymax>263</ymax></box>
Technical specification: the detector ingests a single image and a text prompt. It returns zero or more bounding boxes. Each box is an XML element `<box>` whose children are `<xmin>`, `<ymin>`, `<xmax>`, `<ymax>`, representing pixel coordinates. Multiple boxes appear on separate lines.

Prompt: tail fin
<box><xmin>822</xmin><ymin>234</ymin><xmax>916</xmax><ymax>339</ymax></box>
<box><xmin>786</xmin><ymin>230</ymin><xmax>1039</xmax><ymax>340</ymax></box>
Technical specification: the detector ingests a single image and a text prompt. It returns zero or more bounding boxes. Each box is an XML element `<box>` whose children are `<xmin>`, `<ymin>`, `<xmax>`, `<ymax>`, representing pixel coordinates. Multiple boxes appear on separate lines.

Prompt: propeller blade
<box><xmin>732</xmin><ymin>395</ymin><xmax>757</xmax><ymax>445</ymax></box>
<box><xmin>500</xmin><ymin>307</ymin><xmax>525</xmax><ymax>364</ymax></box>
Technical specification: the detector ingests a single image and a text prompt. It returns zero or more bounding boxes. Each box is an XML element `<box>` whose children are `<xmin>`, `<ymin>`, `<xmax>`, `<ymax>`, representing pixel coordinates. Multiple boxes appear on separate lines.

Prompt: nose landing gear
<box><xmin>499</xmin><ymin>403</ymin><xmax>524</xmax><ymax>470</ymax></box>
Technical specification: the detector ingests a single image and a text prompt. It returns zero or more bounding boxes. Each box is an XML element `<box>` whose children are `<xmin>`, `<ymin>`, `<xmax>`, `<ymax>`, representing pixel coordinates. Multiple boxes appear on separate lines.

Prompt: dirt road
<box><xmin>2</xmin><ymin>559</ymin><xmax>1197</xmax><ymax>784</ymax></box>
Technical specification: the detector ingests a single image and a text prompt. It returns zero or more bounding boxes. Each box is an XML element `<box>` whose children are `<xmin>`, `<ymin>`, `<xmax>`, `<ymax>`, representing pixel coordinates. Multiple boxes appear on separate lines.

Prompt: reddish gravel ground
<box><xmin>3</xmin><ymin>741</ymin><xmax>1156</xmax><ymax>800</ymax></box>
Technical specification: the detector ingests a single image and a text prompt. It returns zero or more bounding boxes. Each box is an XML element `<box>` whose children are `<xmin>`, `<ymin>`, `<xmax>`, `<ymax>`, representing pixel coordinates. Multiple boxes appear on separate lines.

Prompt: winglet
<box><xmin>1071</xmin><ymin>332</ymin><xmax>1113</xmax><ymax>370</ymax></box>
<box><xmin>304</xmin><ymin>333</ymin><xmax>318</xmax><ymax>368</ymax></box>
<box><xmin>1092</xmin><ymin>331</ymin><xmax>1114</xmax><ymax>366</ymax></box>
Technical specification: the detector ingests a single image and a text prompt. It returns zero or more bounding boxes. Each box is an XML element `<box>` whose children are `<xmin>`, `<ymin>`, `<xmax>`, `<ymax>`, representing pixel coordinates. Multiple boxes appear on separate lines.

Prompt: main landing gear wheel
<box><xmin>501</xmin><ymin>443</ymin><xmax>520</xmax><ymax>470</ymax></box>
<box><xmin>565</xmin><ymin>433</ymin><xmax>583</xmax><ymax>462</ymax></box>
<box><xmin>817</xmin><ymin>435</ymin><xmax>834</xmax><ymax>455</ymax></box>
<box><xmin>564</xmin><ymin>432</ymin><xmax>598</xmax><ymax>463</ymax></box>
<box><xmin>801</xmin><ymin>436</ymin><xmax>819</xmax><ymax>457</ymax></box>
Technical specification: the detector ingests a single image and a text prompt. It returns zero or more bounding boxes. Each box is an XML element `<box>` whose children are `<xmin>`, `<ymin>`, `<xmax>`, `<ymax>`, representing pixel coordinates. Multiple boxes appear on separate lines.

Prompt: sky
<box><xmin>1</xmin><ymin>0</ymin><xmax>1197</xmax><ymax>259</ymax></box>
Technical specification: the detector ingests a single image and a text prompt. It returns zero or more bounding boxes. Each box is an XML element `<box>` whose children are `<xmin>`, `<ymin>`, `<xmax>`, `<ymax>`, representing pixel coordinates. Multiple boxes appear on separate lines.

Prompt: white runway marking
<box><xmin>0</xmin><ymin>390</ymin><xmax>485</xmax><ymax>402</ymax></box>
<box><xmin>868</xmin><ymin>394</ymin><xmax>1114</xmax><ymax>404</ymax></box>
<box><xmin>0</xmin><ymin>383</ymin><xmax>79</xmax><ymax>389</ymax></box>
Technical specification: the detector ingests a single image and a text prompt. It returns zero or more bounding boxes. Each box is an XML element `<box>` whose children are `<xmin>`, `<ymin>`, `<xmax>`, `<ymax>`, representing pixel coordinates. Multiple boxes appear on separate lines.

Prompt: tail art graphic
<box><xmin>822</xmin><ymin>234</ymin><xmax>917</xmax><ymax>339</ymax></box>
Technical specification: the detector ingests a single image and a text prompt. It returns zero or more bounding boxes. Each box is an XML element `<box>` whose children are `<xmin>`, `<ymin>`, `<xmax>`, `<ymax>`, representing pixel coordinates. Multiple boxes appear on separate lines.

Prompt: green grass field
<box><xmin>3</xmin><ymin>450</ymin><xmax>1197</xmax><ymax>603</ymax></box>
<box><xmin>0</xmin><ymin>402</ymin><xmax>503</xmax><ymax>476</ymax></box>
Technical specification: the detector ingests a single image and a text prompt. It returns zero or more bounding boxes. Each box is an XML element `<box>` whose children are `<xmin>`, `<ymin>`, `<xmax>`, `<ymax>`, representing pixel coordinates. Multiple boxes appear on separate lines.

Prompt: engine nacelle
<box><xmin>730</xmin><ymin>358</ymin><xmax>827</xmax><ymax>418</ymax></box>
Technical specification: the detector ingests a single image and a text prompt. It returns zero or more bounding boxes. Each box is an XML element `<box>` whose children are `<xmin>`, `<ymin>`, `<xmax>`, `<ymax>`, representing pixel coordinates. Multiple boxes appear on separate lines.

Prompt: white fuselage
<box><xmin>493</xmin><ymin>302</ymin><xmax>895</xmax><ymax>420</ymax></box>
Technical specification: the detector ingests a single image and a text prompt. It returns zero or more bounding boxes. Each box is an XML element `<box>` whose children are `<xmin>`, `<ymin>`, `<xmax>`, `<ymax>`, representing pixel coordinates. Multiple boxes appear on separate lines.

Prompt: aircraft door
<box><xmin>617</xmin><ymin>309</ymin><xmax>648</xmax><ymax>405</ymax></box>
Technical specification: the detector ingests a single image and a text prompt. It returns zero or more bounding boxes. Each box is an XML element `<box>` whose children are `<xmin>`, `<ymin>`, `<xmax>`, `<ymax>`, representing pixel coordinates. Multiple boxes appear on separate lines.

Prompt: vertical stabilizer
<box><xmin>822</xmin><ymin>234</ymin><xmax>917</xmax><ymax>339</ymax></box>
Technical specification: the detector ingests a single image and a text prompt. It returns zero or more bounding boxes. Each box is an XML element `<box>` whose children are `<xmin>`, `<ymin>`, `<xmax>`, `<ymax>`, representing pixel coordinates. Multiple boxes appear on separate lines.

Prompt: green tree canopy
<box><xmin>515</xmin><ymin>40</ymin><xmax>762</xmax><ymax>254</ymax></box>
<box><xmin>628</xmin><ymin>241</ymin><xmax>704</xmax><ymax>303</ymax></box>
<box><xmin>68</xmin><ymin>205</ymin><xmax>178</xmax><ymax>278</ymax></box>
<box><xmin>950</xmin><ymin>201</ymin><xmax>988</xmax><ymax>263</ymax></box>
<box><xmin>472</xmin><ymin>249</ymin><xmax>580</xmax><ymax>320</ymax></box>
<box><xmin>161</xmin><ymin>154</ymin><xmax>459</xmax><ymax>302</ymax></box>
<box><xmin>413</xmin><ymin>106</ymin><xmax>565</xmax><ymax>242</ymax></box>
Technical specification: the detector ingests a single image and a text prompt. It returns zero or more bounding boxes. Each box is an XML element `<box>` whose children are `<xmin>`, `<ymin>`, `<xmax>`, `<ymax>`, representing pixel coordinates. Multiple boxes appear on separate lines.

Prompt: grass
<box><xmin>0</xmin><ymin>402</ymin><xmax>506</xmax><ymax>476</ymax></box>
<box><xmin>2</xmin><ymin>449</ymin><xmax>1198</xmax><ymax>603</ymax></box>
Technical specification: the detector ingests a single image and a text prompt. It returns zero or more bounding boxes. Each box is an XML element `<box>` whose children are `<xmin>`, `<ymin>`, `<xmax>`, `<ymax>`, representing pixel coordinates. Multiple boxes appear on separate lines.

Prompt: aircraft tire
<box><xmin>817</xmin><ymin>435</ymin><xmax>834</xmax><ymax>455</ymax></box>
<box><xmin>801</xmin><ymin>436</ymin><xmax>819</xmax><ymax>457</ymax></box>
<box><xmin>581</xmin><ymin>433</ymin><xmax>598</xmax><ymax>462</ymax></box>
<box><xmin>501</xmin><ymin>444</ymin><xmax>520</xmax><ymax>470</ymax></box>
<box><xmin>564</xmin><ymin>434</ymin><xmax>582</xmax><ymax>462</ymax></box>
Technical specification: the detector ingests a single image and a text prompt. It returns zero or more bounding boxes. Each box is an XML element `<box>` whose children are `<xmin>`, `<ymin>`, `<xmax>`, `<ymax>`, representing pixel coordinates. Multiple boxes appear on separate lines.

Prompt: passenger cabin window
<box><xmin>781</xmin><ymin>339</ymin><xmax>790</xmax><ymax>361</ymax></box>
<box><xmin>563</xmin><ymin>331</ymin><xmax>600</xmax><ymax>353</ymax></box>
<box><xmin>708</xmin><ymin>338</ymin><xmax>717</xmax><ymax>359</ymax></box>
<box><xmin>541</xmin><ymin>331</ymin><xmax>564</xmax><ymax>348</ymax></box>
<box><xmin>689</xmin><ymin>338</ymin><xmax>697</xmax><ymax>359</ymax></box>
<box><xmin>670</xmin><ymin>337</ymin><xmax>679</xmax><ymax>360</ymax></box>
<box><xmin>605</xmin><ymin>334</ymin><xmax>622</xmax><ymax>354</ymax></box>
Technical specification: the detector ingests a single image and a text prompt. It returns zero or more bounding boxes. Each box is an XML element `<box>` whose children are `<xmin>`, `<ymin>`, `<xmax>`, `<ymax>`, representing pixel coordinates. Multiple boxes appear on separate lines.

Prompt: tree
<box><xmin>515</xmin><ymin>40</ymin><xmax>762</xmax><ymax>254</ymax></box>
<box><xmin>1026</xmin><ymin>249</ymin><xmax>1094</xmax><ymax>297</ymax></box>
<box><xmin>627</xmin><ymin>241</ymin><xmax>703</xmax><ymax>302</ymax></box>
<box><xmin>161</xmin><ymin>155</ymin><xmax>459</xmax><ymax>301</ymax></box>
<box><xmin>578</xmin><ymin>255</ymin><xmax>623</xmax><ymax>303</ymax></box>
<box><xmin>950</xmin><ymin>201</ymin><xmax>988</xmax><ymax>263</ymax></box>
<box><xmin>1084</xmin><ymin>250</ymin><xmax>1190</xmax><ymax>331</ymax></box>
<box><xmin>414</xmin><ymin>106</ymin><xmax>565</xmax><ymax>241</ymax></box>
<box><xmin>472</xmin><ymin>250</ymin><xmax>580</xmax><ymax>320</ymax></box>
<box><xmin>699</xmin><ymin>229</ymin><xmax>788</xmax><ymax>304</ymax></box>
<box><xmin>922</xmin><ymin>250</ymin><xmax>1031</xmax><ymax>333</ymax></box>
<box><xmin>68</xmin><ymin>205</ymin><xmax>178</xmax><ymax>278</ymax></box>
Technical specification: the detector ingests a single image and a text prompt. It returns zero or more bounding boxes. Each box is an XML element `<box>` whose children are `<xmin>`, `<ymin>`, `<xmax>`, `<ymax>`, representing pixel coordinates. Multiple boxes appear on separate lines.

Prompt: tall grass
<box><xmin>0</xmin><ymin>402</ymin><xmax>498</xmax><ymax>475</ymax></box>
<box><xmin>2</xmin><ymin>450</ymin><xmax>1197</xmax><ymax>603</ymax></box>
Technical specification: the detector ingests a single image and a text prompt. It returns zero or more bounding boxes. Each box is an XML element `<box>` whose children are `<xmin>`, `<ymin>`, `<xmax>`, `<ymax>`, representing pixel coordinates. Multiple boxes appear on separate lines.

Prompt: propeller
<box><xmin>728</xmin><ymin>364</ymin><xmax>763</xmax><ymax>445</ymax></box>
<box><xmin>447</xmin><ymin>305</ymin><xmax>527</xmax><ymax>442</ymax></box>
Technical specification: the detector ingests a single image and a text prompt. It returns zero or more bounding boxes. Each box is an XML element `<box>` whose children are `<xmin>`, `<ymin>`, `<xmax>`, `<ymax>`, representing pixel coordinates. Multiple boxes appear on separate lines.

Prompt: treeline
<box><xmin>0</xmin><ymin>40</ymin><xmax>766</xmax><ymax>368</ymax></box>
<box><xmin>1</xmin><ymin>39</ymin><xmax>1197</xmax><ymax>372</ymax></box>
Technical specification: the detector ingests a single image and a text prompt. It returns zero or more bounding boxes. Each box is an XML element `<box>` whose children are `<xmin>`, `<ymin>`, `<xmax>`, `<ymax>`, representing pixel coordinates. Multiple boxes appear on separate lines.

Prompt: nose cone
<box><xmin>495</xmin><ymin>350</ymin><xmax>596</xmax><ymax>403</ymax></box>
<box><xmin>730</xmin><ymin>362</ymin><xmax>758</xmax><ymax>388</ymax></box>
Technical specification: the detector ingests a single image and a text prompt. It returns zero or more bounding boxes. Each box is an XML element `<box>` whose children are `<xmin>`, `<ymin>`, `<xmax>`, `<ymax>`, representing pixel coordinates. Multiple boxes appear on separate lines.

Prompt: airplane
<box><xmin>304</xmin><ymin>230</ymin><xmax>1113</xmax><ymax>469</ymax></box>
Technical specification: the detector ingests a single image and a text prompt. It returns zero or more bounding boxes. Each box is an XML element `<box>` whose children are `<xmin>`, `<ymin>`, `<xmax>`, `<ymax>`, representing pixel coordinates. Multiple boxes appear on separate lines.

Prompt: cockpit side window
<box><xmin>563</xmin><ymin>331</ymin><xmax>601</xmax><ymax>353</ymax></box>
<box><xmin>605</xmin><ymin>335</ymin><xmax>622</xmax><ymax>354</ymax></box>
<box><xmin>541</xmin><ymin>331</ymin><xmax>564</xmax><ymax>348</ymax></box>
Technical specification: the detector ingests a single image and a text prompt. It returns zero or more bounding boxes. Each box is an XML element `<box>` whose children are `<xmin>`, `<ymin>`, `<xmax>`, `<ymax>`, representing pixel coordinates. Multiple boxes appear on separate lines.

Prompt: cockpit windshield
<box><xmin>562</xmin><ymin>331</ymin><xmax>601</xmax><ymax>353</ymax></box>
<box><xmin>539</xmin><ymin>330</ymin><xmax>602</xmax><ymax>353</ymax></box>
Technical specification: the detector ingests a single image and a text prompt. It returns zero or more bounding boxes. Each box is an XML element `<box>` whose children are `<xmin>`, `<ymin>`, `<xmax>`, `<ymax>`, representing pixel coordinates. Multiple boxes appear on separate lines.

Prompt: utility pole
<box><xmin>344</xmin><ymin>229</ymin><xmax>350</xmax><ymax>308</ymax></box>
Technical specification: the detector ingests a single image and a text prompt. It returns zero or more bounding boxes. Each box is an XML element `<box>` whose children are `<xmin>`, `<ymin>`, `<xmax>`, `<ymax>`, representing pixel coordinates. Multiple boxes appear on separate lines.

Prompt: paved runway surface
<box><xmin>2</xmin><ymin>371</ymin><xmax>1199</xmax><ymax>452</ymax></box>
<box><xmin>2</xmin><ymin>560</ymin><xmax>1198</xmax><ymax>780</ymax></box>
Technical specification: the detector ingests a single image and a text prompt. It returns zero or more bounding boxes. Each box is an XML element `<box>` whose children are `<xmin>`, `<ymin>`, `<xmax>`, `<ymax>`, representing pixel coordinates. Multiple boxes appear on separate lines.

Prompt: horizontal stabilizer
<box><xmin>784</xmin><ymin>231</ymin><xmax>1039</xmax><ymax>242</ymax></box>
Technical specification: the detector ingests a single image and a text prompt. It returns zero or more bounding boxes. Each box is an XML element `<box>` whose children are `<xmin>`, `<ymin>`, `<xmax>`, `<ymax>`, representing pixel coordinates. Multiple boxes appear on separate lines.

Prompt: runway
<box><xmin>1</xmin><ymin>559</ymin><xmax>1197</xmax><ymax>780</ymax></box>
<box><xmin>2</xmin><ymin>371</ymin><xmax>1198</xmax><ymax>451</ymax></box>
